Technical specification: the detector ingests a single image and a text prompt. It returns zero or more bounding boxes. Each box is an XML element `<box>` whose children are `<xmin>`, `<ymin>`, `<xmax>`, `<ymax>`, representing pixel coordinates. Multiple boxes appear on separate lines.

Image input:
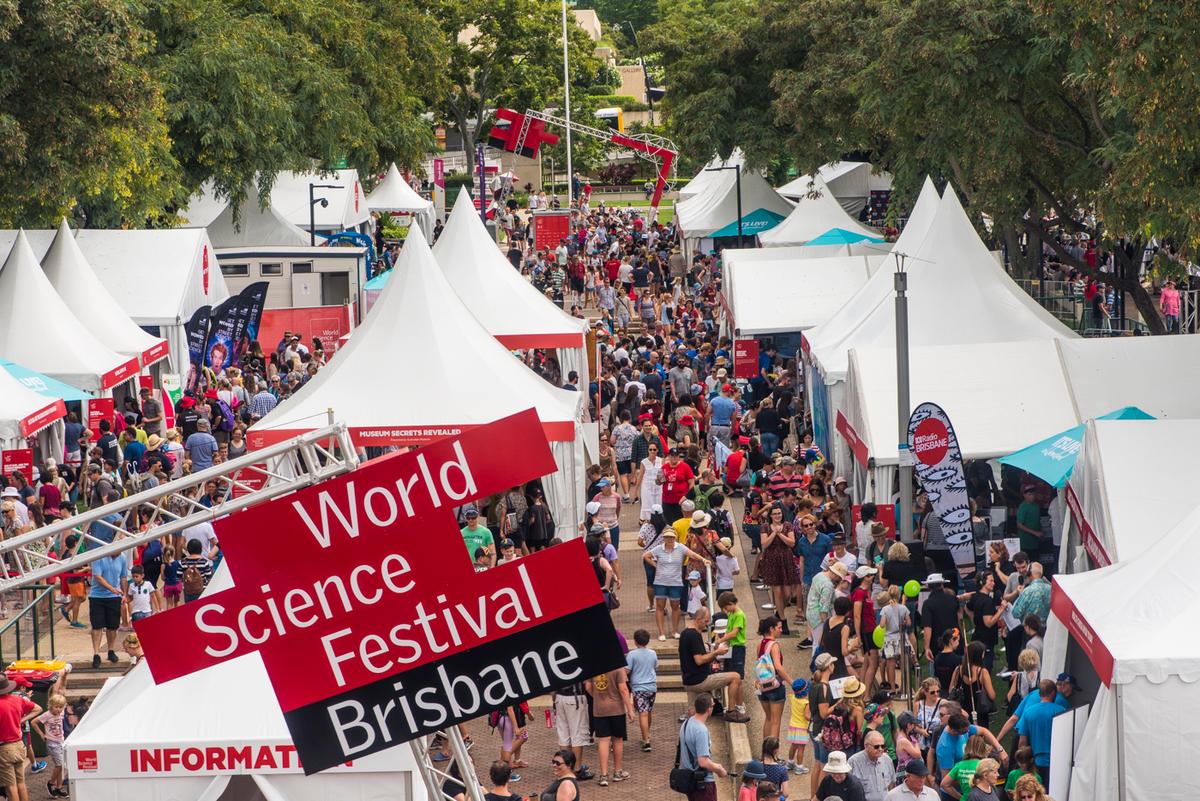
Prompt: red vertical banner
<box><xmin>202</xmin><ymin>245</ymin><xmax>209</xmax><ymax>295</ymax></box>
<box><xmin>87</xmin><ymin>398</ymin><xmax>115</xmax><ymax>439</ymax></box>
<box><xmin>533</xmin><ymin>210</ymin><xmax>572</xmax><ymax>252</ymax></box>
<box><xmin>1</xmin><ymin>449</ymin><xmax>33</xmax><ymax>481</ymax></box>
<box><xmin>733</xmin><ymin>338</ymin><xmax>759</xmax><ymax>379</ymax></box>
<box><xmin>160</xmin><ymin>389</ymin><xmax>176</xmax><ymax>432</ymax></box>
<box><xmin>138</xmin><ymin>375</ymin><xmax>154</xmax><ymax>392</ymax></box>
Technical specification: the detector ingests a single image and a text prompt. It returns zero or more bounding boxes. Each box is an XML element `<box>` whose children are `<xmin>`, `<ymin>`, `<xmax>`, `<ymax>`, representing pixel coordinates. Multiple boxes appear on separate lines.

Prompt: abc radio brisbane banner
<box><xmin>136</xmin><ymin>410</ymin><xmax>625</xmax><ymax>774</ymax></box>
<box><xmin>906</xmin><ymin>402</ymin><xmax>975</xmax><ymax>571</ymax></box>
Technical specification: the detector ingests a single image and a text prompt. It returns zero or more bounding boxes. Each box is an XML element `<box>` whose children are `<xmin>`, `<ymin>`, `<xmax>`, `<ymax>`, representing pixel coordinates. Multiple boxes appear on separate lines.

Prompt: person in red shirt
<box><xmin>723</xmin><ymin>437</ymin><xmax>751</xmax><ymax>494</ymax></box>
<box><xmin>0</xmin><ymin>676</ymin><xmax>41</xmax><ymax>801</ymax></box>
<box><xmin>659</xmin><ymin>448</ymin><xmax>696</xmax><ymax>524</ymax></box>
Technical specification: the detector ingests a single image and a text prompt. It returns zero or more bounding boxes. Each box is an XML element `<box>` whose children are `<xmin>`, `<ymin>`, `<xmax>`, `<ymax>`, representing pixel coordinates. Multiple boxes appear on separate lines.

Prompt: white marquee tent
<box><xmin>758</xmin><ymin>175</ymin><xmax>879</xmax><ymax>247</ymax></box>
<box><xmin>0</xmin><ymin>364</ymin><xmax>65</xmax><ymax>450</ymax></box>
<box><xmin>777</xmin><ymin>161</ymin><xmax>893</xmax><ymax>216</ymax></box>
<box><xmin>67</xmin><ymin>568</ymin><xmax>425</xmax><ymax>801</ymax></box>
<box><xmin>1043</xmin><ymin>503</ymin><xmax>1200</xmax><ymax>801</ymax></box>
<box><xmin>249</xmin><ymin>229</ymin><xmax>585</xmax><ymax>535</ymax></box>
<box><xmin>678</xmin><ymin>149</ymin><xmax>745</xmax><ymax>200</ymax></box>
<box><xmin>201</xmin><ymin>184</ymin><xmax>312</xmax><ymax>249</ymax></box>
<box><xmin>0</xmin><ymin>232</ymin><xmax>139</xmax><ymax>392</ymax></box>
<box><xmin>675</xmin><ymin>165</ymin><xmax>793</xmax><ymax>259</ymax></box>
<box><xmin>367</xmin><ymin>163</ymin><xmax>434</xmax><ymax>241</ymax></box>
<box><xmin>185</xmin><ymin>173</ymin><xmax>371</xmax><ymax>236</ymax></box>
<box><xmin>41</xmin><ymin>220</ymin><xmax>170</xmax><ymax>368</ymax></box>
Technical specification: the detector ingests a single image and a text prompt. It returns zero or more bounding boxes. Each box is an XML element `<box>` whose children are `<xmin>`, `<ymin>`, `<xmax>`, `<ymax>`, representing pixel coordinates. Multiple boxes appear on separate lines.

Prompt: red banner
<box><xmin>258</xmin><ymin>306</ymin><xmax>355</xmax><ymax>357</ymax></box>
<box><xmin>141</xmin><ymin>339</ymin><xmax>170</xmax><ymax>368</ymax></box>
<box><xmin>1</xmin><ymin>449</ymin><xmax>32</xmax><ymax>482</ymax></box>
<box><xmin>19</xmin><ymin>400</ymin><xmax>65</xmax><ymax>439</ymax></box>
<box><xmin>533</xmin><ymin>211</ymin><xmax>571</xmax><ymax>252</ymax></box>
<box><xmin>87</xmin><ymin>398</ymin><xmax>115</xmax><ymax>440</ymax></box>
<box><xmin>836</xmin><ymin>410</ymin><xmax>869</xmax><ymax>468</ymax></box>
<box><xmin>100</xmin><ymin>356</ymin><xmax>141</xmax><ymax>390</ymax></box>
<box><xmin>1063</xmin><ymin>483</ymin><xmax>1111</xmax><ymax>568</ymax></box>
<box><xmin>733</xmin><ymin>338</ymin><xmax>759</xmax><ymax>379</ymax></box>
<box><xmin>1051</xmin><ymin>580</ymin><xmax>1114</xmax><ymax>686</ymax></box>
<box><xmin>138</xmin><ymin>375</ymin><xmax>154</xmax><ymax>392</ymax></box>
<box><xmin>852</xmin><ymin>503</ymin><xmax>897</xmax><ymax>542</ymax></box>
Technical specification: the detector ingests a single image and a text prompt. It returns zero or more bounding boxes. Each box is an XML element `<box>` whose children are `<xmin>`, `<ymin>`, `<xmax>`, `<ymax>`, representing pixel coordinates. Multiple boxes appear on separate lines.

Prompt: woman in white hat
<box><xmin>814</xmin><ymin>750</ymin><xmax>866</xmax><ymax>801</ymax></box>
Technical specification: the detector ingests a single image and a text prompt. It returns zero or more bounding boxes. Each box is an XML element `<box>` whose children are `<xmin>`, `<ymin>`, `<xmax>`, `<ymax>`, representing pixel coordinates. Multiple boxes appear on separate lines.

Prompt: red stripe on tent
<box><xmin>100</xmin><ymin>356</ymin><xmax>141</xmax><ymax>390</ymax></box>
<box><xmin>140</xmin><ymin>340</ymin><xmax>170</xmax><ymax>368</ymax></box>
<box><xmin>800</xmin><ymin>334</ymin><xmax>811</xmax><ymax>357</ymax></box>
<box><xmin>495</xmin><ymin>333</ymin><xmax>585</xmax><ymax>349</ymax></box>
<box><xmin>1051</xmin><ymin>580</ymin><xmax>1115</xmax><ymax>686</ymax></box>
<box><xmin>248</xmin><ymin>419</ymin><xmax>575</xmax><ymax>450</ymax></box>
<box><xmin>836</xmin><ymin>410</ymin><xmax>869</xmax><ymax>468</ymax></box>
<box><xmin>20</xmin><ymin>399</ymin><xmax>66</xmax><ymax>438</ymax></box>
<box><xmin>1063</xmin><ymin>483</ymin><xmax>1112</xmax><ymax>567</ymax></box>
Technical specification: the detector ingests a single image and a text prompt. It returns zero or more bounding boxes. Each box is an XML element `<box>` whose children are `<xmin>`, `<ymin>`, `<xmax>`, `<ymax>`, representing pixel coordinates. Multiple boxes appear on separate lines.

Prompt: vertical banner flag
<box><xmin>87</xmin><ymin>398</ymin><xmax>115</xmax><ymax>440</ymax></box>
<box><xmin>230</xmin><ymin>282</ymin><xmax>269</xmax><ymax>366</ymax></box>
<box><xmin>733</xmin><ymin>339</ymin><xmax>759</xmax><ymax>379</ymax></box>
<box><xmin>203</xmin><ymin>297</ymin><xmax>241</xmax><ymax>376</ymax></box>
<box><xmin>184</xmin><ymin>306</ymin><xmax>211</xmax><ymax>392</ymax></box>
<box><xmin>1</xmin><ymin>449</ymin><xmax>33</xmax><ymax>482</ymax></box>
<box><xmin>136</xmin><ymin>411</ymin><xmax>625</xmax><ymax>774</ymax></box>
<box><xmin>907</xmin><ymin>402</ymin><xmax>975</xmax><ymax>572</ymax></box>
<box><xmin>433</xmin><ymin>158</ymin><xmax>446</xmax><ymax>222</ymax></box>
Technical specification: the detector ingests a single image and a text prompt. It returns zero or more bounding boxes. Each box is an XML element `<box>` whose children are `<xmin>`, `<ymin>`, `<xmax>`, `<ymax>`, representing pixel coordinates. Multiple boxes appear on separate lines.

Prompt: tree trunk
<box><xmin>1114</xmin><ymin>245</ymin><xmax>1165</xmax><ymax>334</ymax></box>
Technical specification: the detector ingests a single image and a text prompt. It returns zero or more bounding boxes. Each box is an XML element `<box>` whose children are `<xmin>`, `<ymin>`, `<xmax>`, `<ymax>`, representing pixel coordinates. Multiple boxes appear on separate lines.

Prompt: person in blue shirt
<box><xmin>1017</xmin><ymin>679</ymin><xmax>1069</xmax><ymax>783</ymax></box>
<box><xmin>997</xmin><ymin>672</ymin><xmax>1074</xmax><ymax>743</ymax></box>
<box><xmin>706</xmin><ymin>385</ymin><xmax>738</xmax><ymax>452</ymax></box>
<box><xmin>934</xmin><ymin>713</ymin><xmax>1005</xmax><ymax>779</ymax></box>
<box><xmin>88</xmin><ymin>554</ymin><xmax>129</xmax><ymax>668</ymax></box>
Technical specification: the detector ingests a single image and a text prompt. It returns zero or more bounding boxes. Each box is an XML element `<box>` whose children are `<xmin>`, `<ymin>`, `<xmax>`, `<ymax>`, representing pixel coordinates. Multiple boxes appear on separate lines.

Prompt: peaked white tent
<box><xmin>67</xmin><ymin>569</ymin><xmax>424</xmax><ymax>801</ymax></box>
<box><xmin>1056</xmin><ymin>333</ymin><xmax>1200</xmax><ymax>420</ymax></box>
<box><xmin>0</xmin><ymin>365</ymin><xmax>65</xmax><ymax>450</ymax></box>
<box><xmin>0</xmin><ymin>232</ymin><xmax>139</xmax><ymax>392</ymax></box>
<box><xmin>675</xmin><ymin>165</ymin><xmax>793</xmax><ymax>259</ymax></box>
<box><xmin>203</xmin><ymin>184</ymin><xmax>312</xmax><ymax>248</ymax></box>
<box><xmin>758</xmin><ymin>175</ymin><xmax>879</xmax><ymax>247</ymax></box>
<box><xmin>678</xmin><ymin>149</ymin><xmax>745</xmax><ymax>200</ymax></box>
<box><xmin>271</xmin><ymin>169</ymin><xmax>371</xmax><ymax>234</ymax></box>
<box><xmin>367</xmin><ymin>163</ymin><xmax>434</xmax><ymax>241</ymax></box>
<box><xmin>1043</xmin><ymin>503</ymin><xmax>1200</xmax><ymax>801</ymax></box>
<box><xmin>249</xmin><ymin>230</ymin><xmax>585</xmax><ymax>535</ymax></box>
<box><xmin>777</xmin><ymin>161</ymin><xmax>893</xmax><ymax>215</ymax></box>
<box><xmin>41</xmin><ymin>220</ymin><xmax>170</xmax><ymax>368</ymax></box>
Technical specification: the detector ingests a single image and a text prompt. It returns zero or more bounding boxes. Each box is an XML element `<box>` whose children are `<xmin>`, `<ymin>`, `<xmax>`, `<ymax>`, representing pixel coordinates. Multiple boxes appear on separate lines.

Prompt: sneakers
<box><xmin>59</xmin><ymin>606</ymin><xmax>69</xmax><ymax>623</ymax></box>
<box><xmin>613</xmin><ymin>770</ymin><xmax>630</xmax><ymax>782</ymax></box>
<box><xmin>598</xmin><ymin>775</ymin><xmax>609</xmax><ymax>787</ymax></box>
<box><xmin>794</xmin><ymin>764</ymin><xmax>810</xmax><ymax>774</ymax></box>
<box><xmin>760</xmin><ymin>603</ymin><xmax>776</xmax><ymax>610</ymax></box>
<box><xmin>797</xmin><ymin>637</ymin><xmax>813</xmax><ymax>648</ymax></box>
<box><xmin>509</xmin><ymin>772</ymin><xmax>522</xmax><ymax>783</ymax></box>
<box><xmin>658</xmin><ymin>634</ymin><xmax>666</xmax><ymax>642</ymax></box>
<box><xmin>69</xmin><ymin>621</ymin><xmax>85</xmax><ymax>629</ymax></box>
<box><xmin>91</xmin><ymin>654</ymin><xmax>101</xmax><ymax>669</ymax></box>
<box><xmin>107</xmin><ymin>650</ymin><xmax>118</xmax><ymax>664</ymax></box>
<box><xmin>645</xmin><ymin>606</ymin><xmax>655</xmax><ymax>613</ymax></box>
<box><xmin>30</xmin><ymin>761</ymin><xmax>47</xmax><ymax>774</ymax></box>
<box><xmin>48</xmin><ymin>782</ymin><xmax>69</xmax><ymax>797</ymax></box>
<box><xmin>577</xmin><ymin>766</ymin><xmax>595</xmax><ymax>781</ymax></box>
<box><xmin>672</xmin><ymin>632</ymin><xmax>680</xmax><ymax>639</ymax></box>
<box><xmin>640</xmin><ymin>741</ymin><xmax>652</xmax><ymax>752</ymax></box>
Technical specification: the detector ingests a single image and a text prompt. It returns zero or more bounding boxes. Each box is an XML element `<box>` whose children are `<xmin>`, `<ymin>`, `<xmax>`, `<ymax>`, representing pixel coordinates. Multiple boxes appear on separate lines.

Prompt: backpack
<box><xmin>141</xmin><ymin>539</ymin><xmax>163</xmax><ymax>567</ymax></box>
<box><xmin>215</xmin><ymin>400</ymin><xmax>236</xmax><ymax>432</ymax></box>
<box><xmin>182</xmin><ymin>563</ymin><xmax>206</xmax><ymax>596</ymax></box>
<box><xmin>754</xmin><ymin>643</ymin><xmax>780</xmax><ymax>693</ymax></box>
<box><xmin>818</xmin><ymin>704</ymin><xmax>858</xmax><ymax>751</ymax></box>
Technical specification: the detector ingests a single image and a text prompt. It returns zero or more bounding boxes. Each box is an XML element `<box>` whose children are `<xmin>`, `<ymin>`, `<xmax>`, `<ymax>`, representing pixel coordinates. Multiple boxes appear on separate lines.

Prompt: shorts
<box><xmin>786</xmin><ymin>725</ymin><xmax>810</xmax><ymax>745</ymax></box>
<box><xmin>143</xmin><ymin>565</ymin><xmax>161</xmax><ymax>587</ymax></box>
<box><xmin>726</xmin><ymin>645</ymin><xmax>746</xmax><ymax>678</ymax></box>
<box><xmin>688</xmin><ymin>780</ymin><xmax>718</xmax><ymax>801</ymax></box>
<box><xmin>46</xmin><ymin>740</ymin><xmax>64</xmax><ymax>767</ymax></box>
<box><xmin>632</xmin><ymin>690</ymin><xmax>657</xmax><ymax>713</ymax></box>
<box><xmin>88</xmin><ymin>597</ymin><xmax>121</xmax><ymax>631</ymax></box>
<box><xmin>617</xmin><ymin>459</ymin><xmax>633</xmax><ymax>476</ymax></box>
<box><xmin>593</xmin><ymin>714</ymin><xmax>627</xmax><ymax>740</ymax></box>
<box><xmin>654</xmin><ymin>584</ymin><xmax>685</xmax><ymax>603</ymax></box>
<box><xmin>862</xmin><ymin>629</ymin><xmax>879</xmax><ymax>652</ymax></box>
<box><xmin>163</xmin><ymin>583</ymin><xmax>182</xmax><ymax>599</ymax></box>
<box><xmin>554</xmin><ymin>695</ymin><xmax>590</xmax><ymax>747</ymax></box>
<box><xmin>684</xmin><ymin>673</ymin><xmax>736</xmax><ymax>706</ymax></box>
<box><xmin>67</xmin><ymin>580</ymin><xmax>87</xmax><ymax>599</ymax></box>
<box><xmin>757</xmin><ymin>684</ymin><xmax>787</xmax><ymax>704</ymax></box>
<box><xmin>0</xmin><ymin>740</ymin><xmax>25</xmax><ymax>786</ymax></box>
<box><xmin>643</xmin><ymin>562</ymin><xmax>657</xmax><ymax>586</ymax></box>
<box><xmin>812</xmin><ymin>739</ymin><xmax>831</xmax><ymax>764</ymax></box>
<box><xmin>883</xmin><ymin>635</ymin><xmax>903</xmax><ymax>659</ymax></box>
<box><xmin>131</xmin><ymin>611</ymin><xmax>151</xmax><ymax>623</ymax></box>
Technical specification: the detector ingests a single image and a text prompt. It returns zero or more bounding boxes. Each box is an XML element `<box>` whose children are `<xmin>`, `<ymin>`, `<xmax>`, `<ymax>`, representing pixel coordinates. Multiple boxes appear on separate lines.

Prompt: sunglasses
<box><xmin>551</xmin><ymin>760</ymin><xmax>566</xmax><ymax>767</ymax></box>
<box><xmin>868</xmin><ymin>743</ymin><xmax>886</xmax><ymax>750</ymax></box>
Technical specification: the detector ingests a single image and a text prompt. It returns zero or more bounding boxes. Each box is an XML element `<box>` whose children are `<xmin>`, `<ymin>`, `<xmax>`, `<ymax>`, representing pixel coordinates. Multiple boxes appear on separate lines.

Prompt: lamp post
<box><xmin>308</xmin><ymin>183</ymin><xmax>341</xmax><ymax>247</ymax></box>
<box><xmin>894</xmin><ymin>252</ymin><xmax>913</xmax><ymax>542</ymax></box>
<box><xmin>704</xmin><ymin>164</ymin><xmax>743</xmax><ymax>248</ymax></box>
<box><xmin>618</xmin><ymin>21</ymin><xmax>655</xmax><ymax>125</ymax></box>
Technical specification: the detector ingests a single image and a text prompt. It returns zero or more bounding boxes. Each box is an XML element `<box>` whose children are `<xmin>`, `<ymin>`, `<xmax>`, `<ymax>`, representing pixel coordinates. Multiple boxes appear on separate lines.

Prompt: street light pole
<box><xmin>704</xmin><ymin>164</ymin><xmax>744</xmax><ymax>249</ymax></box>
<box><xmin>895</xmin><ymin>254</ymin><xmax>913</xmax><ymax>542</ymax></box>
<box><xmin>308</xmin><ymin>183</ymin><xmax>341</xmax><ymax>247</ymax></box>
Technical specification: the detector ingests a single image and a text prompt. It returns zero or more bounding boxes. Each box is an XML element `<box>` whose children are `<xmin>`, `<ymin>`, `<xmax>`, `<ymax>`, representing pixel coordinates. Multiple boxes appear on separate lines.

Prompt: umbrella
<box><xmin>803</xmin><ymin>227</ymin><xmax>884</xmax><ymax>246</ymax></box>
<box><xmin>997</xmin><ymin>406</ymin><xmax>1154</xmax><ymax>487</ymax></box>
<box><xmin>0</xmin><ymin>359</ymin><xmax>91</xmax><ymax>402</ymax></box>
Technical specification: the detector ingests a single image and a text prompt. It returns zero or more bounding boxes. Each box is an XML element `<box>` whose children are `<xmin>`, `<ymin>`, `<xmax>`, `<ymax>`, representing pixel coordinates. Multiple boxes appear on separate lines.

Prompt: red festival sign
<box><xmin>1</xmin><ymin>449</ymin><xmax>32</xmax><ymax>482</ymax></box>
<box><xmin>852</xmin><ymin>503</ymin><xmax>897</xmax><ymax>543</ymax></box>
<box><xmin>137</xmin><ymin>410</ymin><xmax>624</xmax><ymax>774</ymax></box>
<box><xmin>87</xmin><ymin>398</ymin><xmax>115</xmax><ymax>440</ymax></box>
<box><xmin>533</xmin><ymin>211</ymin><xmax>572</xmax><ymax>252</ymax></box>
<box><xmin>733</xmin><ymin>338</ymin><xmax>759</xmax><ymax>379</ymax></box>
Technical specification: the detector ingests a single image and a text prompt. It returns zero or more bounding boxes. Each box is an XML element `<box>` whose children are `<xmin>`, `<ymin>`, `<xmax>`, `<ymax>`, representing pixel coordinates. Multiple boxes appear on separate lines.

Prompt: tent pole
<box><xmin>1114</xmin><ymin>683</ymin><xmax>1127</xmax><ymax>801</ymax></box>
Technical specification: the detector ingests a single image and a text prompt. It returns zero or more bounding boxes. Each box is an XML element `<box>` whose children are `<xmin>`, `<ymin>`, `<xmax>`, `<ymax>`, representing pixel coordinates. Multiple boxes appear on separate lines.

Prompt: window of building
<box><xmin>260</xmin><ymin>263</ymin><xmax>283</xmax><ymax>276</ymax></box>
<box><xmin>292</xmin><ymin>261</ymin><xmax>313</xmax><ymax>274</ymax></box>
<box><xmin>220</xmin><ymin>264</ymin><xmax>249</xmax><ymax>277</ymax></box>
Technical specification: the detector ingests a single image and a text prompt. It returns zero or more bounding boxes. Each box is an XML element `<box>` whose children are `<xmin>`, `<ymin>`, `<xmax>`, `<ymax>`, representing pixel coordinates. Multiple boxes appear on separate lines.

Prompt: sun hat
<box><xmin>824</xmin><ymin>751</ymin><xmax>851</xmax><ymax>774</ymax></box>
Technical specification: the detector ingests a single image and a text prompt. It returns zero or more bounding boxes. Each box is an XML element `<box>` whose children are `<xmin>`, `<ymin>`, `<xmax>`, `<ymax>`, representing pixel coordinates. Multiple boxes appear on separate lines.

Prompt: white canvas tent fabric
<box><xmin>67</xmin><ymin>567</ymin><xmax>424</xmax><ymax>801</ymax></box>
<box><xmin>678</xmin><ymin>149</ymin><xmax>745</xmax><ymax>200</ymax></box>
<box><xmin>1060</xmin><ymin>419</ymin><xmax>1200</xmax><ymax>573</ymax></box>
<box><xmin>1057</xmin><ymin>333</ymin><xmax>1200</xmax><ymax>419</ymax></box>
<box><xmin>675</xmin><ymin>167</ymin><xmax>793</xmax><ymax>244</ymax></box>
<box><xmin>0</xmin><ymin>232</ymin><xmax>139</xmax><ymax>392</ymax></box>
<box><xmin>0</xmin><ymin>364</ymin><xmax>65</xmax><ymax>448</ymax></box>
<box><xmin>760</xmin><ymin>175</ymin><xmax>879</xmax><ymax>246</ymax></box>
<box><xmin>41</xmin><ymin>220</ymin><xmax>169</xmax><ymax>368</ymax></box>
<box><xmin>1043</xmin><ymin>504</ymin><xmax>1200</xmax><ymax>801</ymax></box>
<box><xmin>843</xmin><ymin>339</ymin><xmax>1079</xmax><ymax>499</ymax></box>
<box><xmin>270</xmin><ymin>169</ymin><xmax>371</xmax><ymax>233</ymax></box>
<box><xmin>367</xmin><ymin>163</ymin><xmax>434</xmax><ymax>240</ymax></box>
<box><xmin>202</xmin><ymin>184</ymin><xmax>312</xmax><ymax>248</ymax></box>
<box><xmin>723</xmin><ymin>252</ymin><xmax>886</xmax><ymax>335</ymax></box>
<box><xmin>249</xmin><ymin>230</ymin><xmax>584</xmax><ymax>535</ymax></box>
<box><xmin>777</xmin><ymin>161</ymin><xmax>892</xmax><ymax>216</ymax></box>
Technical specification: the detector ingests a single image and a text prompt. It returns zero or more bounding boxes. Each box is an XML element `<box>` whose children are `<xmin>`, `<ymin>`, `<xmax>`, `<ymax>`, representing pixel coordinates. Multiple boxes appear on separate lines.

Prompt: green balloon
<box><xmin>872</xmin><ymin>627</ymin><xmax>886</xmax><ymax>648</ymax></box>
<box><xmin>904</xmin><ymin>579</ymin><xmax>921</xmax><ymax>598</ymax></box>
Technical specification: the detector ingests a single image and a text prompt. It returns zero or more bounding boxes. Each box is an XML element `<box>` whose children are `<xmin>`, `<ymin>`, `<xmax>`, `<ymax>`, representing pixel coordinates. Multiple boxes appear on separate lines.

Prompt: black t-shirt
<box><xmin>923</xmin><ymin>590</ymin><xmax>961</xmax><ymax>646</ymax></box>
<box><xmin>98</xmin><ymin>433</ymin><xmax>120</xmax><ymax>466</ymax></box>
<box><xmin>632</xmin><ymin>265</ymin><xmax>651</xmax><ymax>287</ymax></box>
<box><xmin>679</xmin><ymin>628</ymin><xmax>710</xmax><ymax>686</ymax></box>
<box><xmin>756</xmin><ymin>408</ymin><xmax>781</xmax><ymax>436</ymax></box>
<box><xmin>642</xmin><ymin>372</ymin><xmax>663</xmax><ymax>396</ymax></box>
<box><xmin>816</xmin><ymin>774</ymin><xmax>867</xmax><ymax>801</ymax></box>
<box><xmin>486</xmin><ymin>793</ymin><xmax>523</xmax><ymax>801</ymax></box>
<box><xmin>969</xmin><ymin>591</ymin><xmax>999</xmax><ymax>646</ymax></box>
<box><xmin>934</xmin><ymin>651</ymin><xmax>963</xmax><ymax>692</ymax></box>
<box><xmin>882</xmin><ymin>558</ymin><xmax>922</xmax><ymax>589</ymax></box>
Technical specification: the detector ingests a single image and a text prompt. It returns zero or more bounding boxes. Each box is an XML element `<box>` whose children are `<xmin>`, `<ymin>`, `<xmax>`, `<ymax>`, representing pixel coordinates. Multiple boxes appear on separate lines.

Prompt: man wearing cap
<box><xmin>706</xmin><ymin>383</ymin><xmax>738</xmax><ymax>453</ymax></box>
<box><xmin>821</xmin><ymin>535</ymin><xmax>859</xmax><ymax>575</ymax></box>
<box><xmin>817</xmin><ymin>750</ymin><xmax>867</xmax><ymax>801</ymax></box>
<box><xmin>678</xmin><ymin>607</ymin><xmax>750</xmax><ymax>722</ymax></box>
<box><xmin>807</xmin><ymin>560</ymin><xmax>849</xmax><ymax>645</ymax></box>
<box><xmin>886</xmin><ymin>760</ymin><xmax>937</xmax><ymax>800</ymax></box>
<box><xmin>184</xmin><ymin>418</ymin><xmax>219</xmax><ymax>471</ymax></box>
<box><xmin>849</xmin><ymin>730</ymin><xmax>896</xmax><ymax>801</ymax></box>
<box><xmin>767</xmin><ymin>457</ymin><xmax>805</xmax><ymax>500</ymax></box>
<box><xmin>997</xmin><ymin>672</ymin><xmax>1073</xmax><ymax>744</ymax></box>
<box><xmin>176</xmin><ymin>396</ymin><xmax>202</xmax><ymax>440</ymax></box>
<box><xmin>461</xmin><ymin>509</ymin><xmax>495</xmax><ymax>568</ymax></box>
<box><xmin>139</xmin><ymin>386</ymin><xmax>165</xmax><ymax>437</ymax></box>
<box><xmin>0</xmin><ymin>675</ymin><xmax>41</xmax><ymax>801</ymax></box>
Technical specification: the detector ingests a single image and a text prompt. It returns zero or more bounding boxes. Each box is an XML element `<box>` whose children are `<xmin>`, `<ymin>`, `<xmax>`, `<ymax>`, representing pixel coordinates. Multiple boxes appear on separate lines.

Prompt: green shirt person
<box><xmin>1016</xmin><ymin>489</ymin><xmax>1042</xmax><ymax>553</ymax></box>
<box><xmin>461</xmin><ymin>510</ymin><xmax>495</xmax><ymax>567</ymax></box>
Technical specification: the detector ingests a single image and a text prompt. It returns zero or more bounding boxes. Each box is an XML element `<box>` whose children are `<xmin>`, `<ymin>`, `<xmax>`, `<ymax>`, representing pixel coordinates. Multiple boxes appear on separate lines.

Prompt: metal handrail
<box><xmin>0</xmin><ymin>585</ymin><xmax>57</xmax><ymax>665</ymax></box>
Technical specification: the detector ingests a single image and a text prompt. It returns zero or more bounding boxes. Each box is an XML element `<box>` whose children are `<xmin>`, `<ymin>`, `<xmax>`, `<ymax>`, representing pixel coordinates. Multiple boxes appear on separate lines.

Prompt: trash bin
<box><xmin>8</xmin><ymin>661</ymin><xmax>66</xmax><ymax>757</ymax></box>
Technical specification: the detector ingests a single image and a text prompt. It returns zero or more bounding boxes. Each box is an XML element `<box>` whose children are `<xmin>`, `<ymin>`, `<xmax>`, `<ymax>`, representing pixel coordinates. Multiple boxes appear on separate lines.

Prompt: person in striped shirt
<box><xmin>767</xmin><ymin>457</ymin><xmax>808</xmax><ymax>500</ymax></box>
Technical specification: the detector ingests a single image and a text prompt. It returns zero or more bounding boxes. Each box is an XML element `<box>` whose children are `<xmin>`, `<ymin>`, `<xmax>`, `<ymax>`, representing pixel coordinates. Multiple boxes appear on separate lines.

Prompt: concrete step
<box><xmin>65</xmin><ymin>685</ymin><xmax>105</xmax><ymax>703</ymax></box>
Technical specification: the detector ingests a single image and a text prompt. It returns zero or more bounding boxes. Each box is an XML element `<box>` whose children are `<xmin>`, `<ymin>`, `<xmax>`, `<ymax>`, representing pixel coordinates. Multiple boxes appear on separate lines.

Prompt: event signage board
<box><xmin>137</xmin><ymin>410</ymin><xmax>624</xmax><ymax>773</ymax></box>
<box><xmin>533</xmin><ymin>210</ymin><xmax>572</xmax><ymax>252</ymax></box>
<box><xmin>835</xmin><ymin>410</ymin><xmax>869</xmax><ymax>468</ymax></box>
<box><xmin>1</xmin><ymin>449</ymin><xmax>32</xmax><ymax>482</ymax></box>
<box><xmin>87</xmin><ymin>398</ymin><xmax>115</xmax><ymax>440</ymax></box>
<box><xmin>184</xmin><ymin>305</ymin><xmax>211</xmax><ymax>392</ymax></box>
<box><xmin>907</xmin><ymin>402</ymin><xmax>974</xmax><ymax>571</ymax></box>
<box><xmin>1062</xmin><ymin>483</ymin><xmax>1112</xmax><ymax>567</ymax></box>
<box><xmin>433</xmin><ymin>158</ymin><xmax>446</xmax><ymax>222</ymax></box>
<box><xmin>851</xmin><ymin>504</ymin><xmax>896</xmax><ymax>544</ymax></box>
<box><xmin>733</xmin><ymin>338</ymin><xmax>759</xmax><ymax>379</ymax></box>
<box><xmin>1050</xmin><ymin>581</ymin><xmax>1114</xmax><ymax>686</ymax></box>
